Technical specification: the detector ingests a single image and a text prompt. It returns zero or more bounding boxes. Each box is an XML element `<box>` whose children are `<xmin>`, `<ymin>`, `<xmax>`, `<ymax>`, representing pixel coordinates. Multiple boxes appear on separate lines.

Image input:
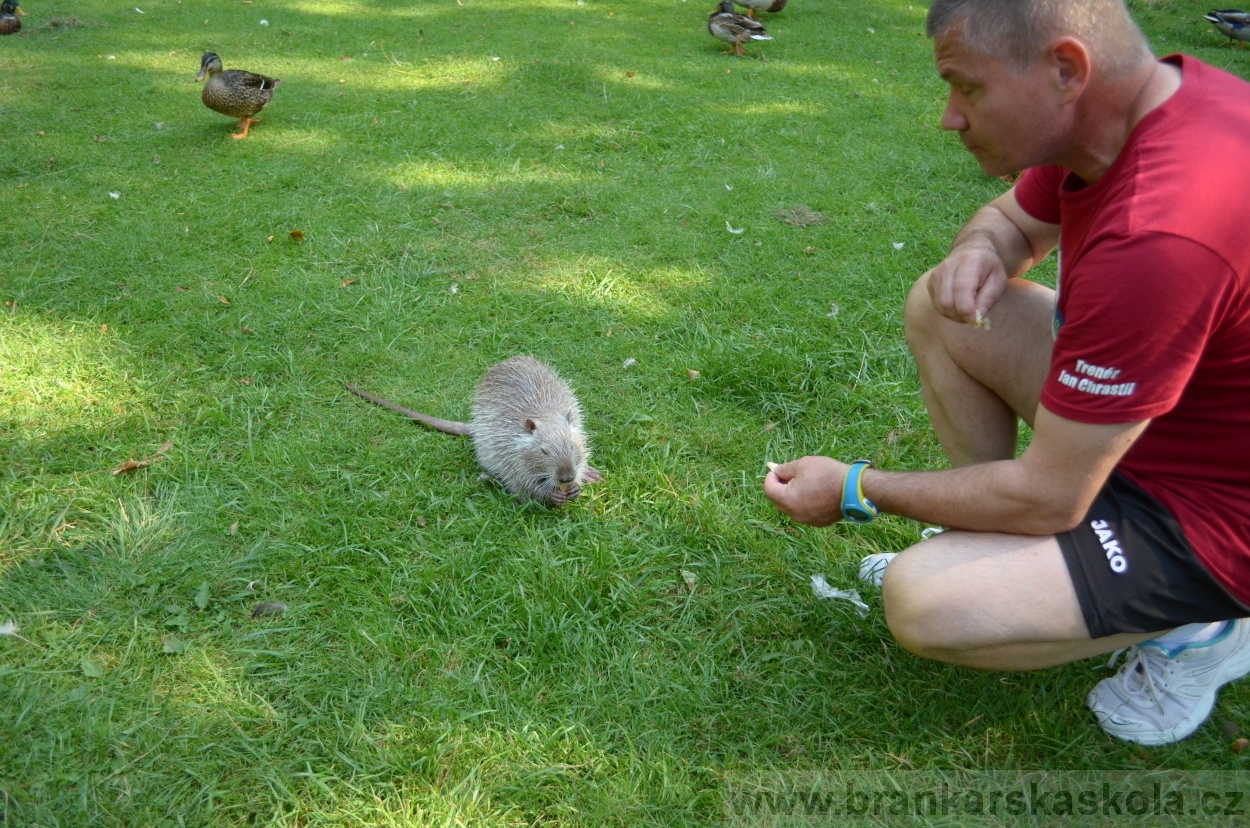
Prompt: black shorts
<box><xmin>1057</xmin><ymin>472</ymin><xmax>1249</xmax><ymax>639</ymax></box>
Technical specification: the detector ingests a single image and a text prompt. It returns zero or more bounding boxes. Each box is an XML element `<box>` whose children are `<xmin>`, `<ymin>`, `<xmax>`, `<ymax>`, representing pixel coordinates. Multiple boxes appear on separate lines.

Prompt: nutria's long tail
<box><xmin>344</xmin><ymin>383</ymin><xmax>473</xmax><ymax>436</ymax></box>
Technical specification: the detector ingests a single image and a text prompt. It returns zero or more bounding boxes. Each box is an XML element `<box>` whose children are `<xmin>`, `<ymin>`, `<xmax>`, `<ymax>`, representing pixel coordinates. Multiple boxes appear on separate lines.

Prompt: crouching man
<box><xmin>765</xmin><ymin>0</ymin><xmax>1250</xmax><ymax>746</ymax></box>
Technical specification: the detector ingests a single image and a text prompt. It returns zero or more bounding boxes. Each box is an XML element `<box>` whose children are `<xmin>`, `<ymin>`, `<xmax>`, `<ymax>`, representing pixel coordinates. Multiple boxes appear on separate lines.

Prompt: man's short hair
<box><xmin>926</xmin><ymin>0</ymin><xmax>1152</xmax><ymax>76</ymax></box>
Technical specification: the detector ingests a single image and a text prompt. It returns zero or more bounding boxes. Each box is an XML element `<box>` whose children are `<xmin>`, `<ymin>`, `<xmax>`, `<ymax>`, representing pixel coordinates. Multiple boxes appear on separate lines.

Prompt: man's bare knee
<box><xmin>881</xmin><ymin>555</ymin><xmax>961</xmax><ymax>658</ymax></box>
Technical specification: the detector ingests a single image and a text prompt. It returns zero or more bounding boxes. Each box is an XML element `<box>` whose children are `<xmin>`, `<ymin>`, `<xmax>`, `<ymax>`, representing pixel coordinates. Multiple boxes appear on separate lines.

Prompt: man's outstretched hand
<box><xmin>763</xmin><ymin>455</ymin><xmax>852</xmax><ymax>527</ymax></box>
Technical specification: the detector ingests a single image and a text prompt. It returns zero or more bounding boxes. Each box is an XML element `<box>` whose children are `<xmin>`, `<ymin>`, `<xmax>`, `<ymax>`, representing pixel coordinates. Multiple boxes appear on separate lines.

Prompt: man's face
<box><xmin>934</xmin><ymin>29</ymin><xmax>1070</xmax><ymax>177</ymax></box>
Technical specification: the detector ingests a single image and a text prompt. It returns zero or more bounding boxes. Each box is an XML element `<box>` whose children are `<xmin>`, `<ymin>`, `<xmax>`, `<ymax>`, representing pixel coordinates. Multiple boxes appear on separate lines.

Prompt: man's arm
<box><xmin>764</xmin><ymin>407</ymin><xmax>1149</xmax><ymax>534</ymax></box>
<box><xmin>927</xmin><ymin>188</ymin><xmax>1060</xmax><ymax>324</ymax></box>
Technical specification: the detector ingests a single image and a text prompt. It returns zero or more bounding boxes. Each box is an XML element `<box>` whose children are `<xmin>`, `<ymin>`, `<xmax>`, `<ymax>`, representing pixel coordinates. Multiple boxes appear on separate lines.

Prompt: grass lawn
<box><xmin>2</xmin><ymin>0</ymin><xmax>1248</xmax><ymax>824</ymax></box>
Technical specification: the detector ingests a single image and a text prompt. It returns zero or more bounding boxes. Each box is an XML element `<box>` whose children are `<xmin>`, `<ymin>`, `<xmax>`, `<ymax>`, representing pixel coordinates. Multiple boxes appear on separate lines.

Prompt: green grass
<box><xmin>2</xmin><ymin>0</ymin><xmax>1249</xmax><ymax>824</ymax></box>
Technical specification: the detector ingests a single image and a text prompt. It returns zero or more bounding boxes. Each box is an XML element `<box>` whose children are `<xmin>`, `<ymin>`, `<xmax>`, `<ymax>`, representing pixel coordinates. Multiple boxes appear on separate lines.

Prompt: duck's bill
<box><xmin>195</xmin><ymin>70</ymin><xmax>206</xmax><ymax>81</ymax></box>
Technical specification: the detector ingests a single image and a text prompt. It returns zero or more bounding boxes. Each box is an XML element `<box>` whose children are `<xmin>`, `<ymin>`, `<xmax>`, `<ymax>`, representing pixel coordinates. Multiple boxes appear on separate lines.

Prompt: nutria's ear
<box><xmin>525</xmin><ymin>418</ymin><xmax>537</xmax><ymax>432</ymax></box>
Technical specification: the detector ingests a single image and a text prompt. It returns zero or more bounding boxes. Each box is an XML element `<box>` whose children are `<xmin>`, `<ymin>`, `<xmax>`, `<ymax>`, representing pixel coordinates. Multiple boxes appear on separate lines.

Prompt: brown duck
<box><xmin>708</xmin><ymin>0</ymin><xmax>772</xmax><ymax>56</ymax></box>
<box><xmin>734</xmin><ymin>0</ymin><xmax>786</xmax><ymax>19</ymax></box>
<box><xmin>0</xmin><ymin>0</ymin><xmax>25</xmax><ymax>35</ymax></box>
<box><xmin>195</xmin><ymin>51</ymin><xmax>280</xmax><ymax>139</ymax></box>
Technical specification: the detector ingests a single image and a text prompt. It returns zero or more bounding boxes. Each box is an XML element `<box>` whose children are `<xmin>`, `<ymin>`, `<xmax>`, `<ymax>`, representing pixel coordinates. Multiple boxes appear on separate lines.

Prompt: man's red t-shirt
<box><xmin>1014</xmin><ymin>55</ymin><xmax>1250</xmax><ymax>604</ymax></box>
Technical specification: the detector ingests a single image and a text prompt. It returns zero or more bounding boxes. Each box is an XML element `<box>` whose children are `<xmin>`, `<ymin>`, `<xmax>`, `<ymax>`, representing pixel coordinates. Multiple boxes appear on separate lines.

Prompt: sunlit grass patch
<box><xmin>1</xmin><ymin>313</ymin><xmax>138</xmax><ymax>425</ymax></box>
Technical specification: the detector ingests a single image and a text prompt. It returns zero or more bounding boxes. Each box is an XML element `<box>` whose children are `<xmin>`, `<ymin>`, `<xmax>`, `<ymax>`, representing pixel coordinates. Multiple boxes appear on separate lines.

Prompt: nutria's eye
<box><xmin>540</xmin><ymin>447</ymin><xmax>550</xmax><ymax>456</ymax></box>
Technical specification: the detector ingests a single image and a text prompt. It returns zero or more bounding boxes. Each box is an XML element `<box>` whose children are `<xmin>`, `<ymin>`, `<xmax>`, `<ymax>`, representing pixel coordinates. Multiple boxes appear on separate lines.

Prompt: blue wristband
<box><xmin>840</xmin><ymin>460</ymin><xmax>878</xmax><ymax>524</ymax></box>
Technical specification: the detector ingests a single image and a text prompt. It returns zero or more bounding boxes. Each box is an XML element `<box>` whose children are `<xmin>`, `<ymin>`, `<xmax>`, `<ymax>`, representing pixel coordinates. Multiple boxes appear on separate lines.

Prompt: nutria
<box><xmin>346</xmin><ymin>356</ymin><xmax>601</xmax><ymax>506</ymax></box>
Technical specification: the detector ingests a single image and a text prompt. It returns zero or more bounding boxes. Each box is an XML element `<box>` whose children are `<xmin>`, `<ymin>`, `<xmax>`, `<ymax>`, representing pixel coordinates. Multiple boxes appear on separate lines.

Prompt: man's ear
<box><xmin>1048</xmin><ymin>37</ymin><xmax>1091</xmax><ymax>102</ymax></box>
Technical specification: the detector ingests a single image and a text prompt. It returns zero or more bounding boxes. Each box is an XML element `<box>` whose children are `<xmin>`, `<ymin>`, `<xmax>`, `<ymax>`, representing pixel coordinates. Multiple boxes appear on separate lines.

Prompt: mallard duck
<box><xmin>734</xmin><ymin>0</ymin><xmax>786</xmax><ymax>19</ymax></box>
<box><xmin>1205</xmin><ymin>10</ymin><xmax>1250</xmax><ymax>47</ymax></box>
<box><xmin>708</xmin><ymin>0</ymin><xmax>772</xmax><ymax>57</ymax></box>
<box><xmin>0</xmin><ymin>0</ymin><xmax>25</xmax><ymax>35</ymax></box>
<box><xmin>195</xmin><ymin>52</ymin><xmax>280</xmax><ymax>139</ymax></box>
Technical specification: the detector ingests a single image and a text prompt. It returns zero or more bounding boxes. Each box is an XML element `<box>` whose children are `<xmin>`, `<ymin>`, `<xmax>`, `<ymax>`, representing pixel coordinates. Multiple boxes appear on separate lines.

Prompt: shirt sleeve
<box><xmin>1013</xmin><ymin>165</ymin><xmax>1065</xmax><ymax>225</ymax></box>
<box><xmin>1041</xmin><ymin>232</ymin><xmax>1235</xmax><ymax>424</ymax></box>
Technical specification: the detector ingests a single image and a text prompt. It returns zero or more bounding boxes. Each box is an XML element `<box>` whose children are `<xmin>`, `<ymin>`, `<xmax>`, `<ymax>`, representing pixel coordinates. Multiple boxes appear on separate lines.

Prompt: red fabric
<box><xmin>1016</xmin><ymin>56</ymin><xmax>1250</xmax><ymax>605</ymax></box>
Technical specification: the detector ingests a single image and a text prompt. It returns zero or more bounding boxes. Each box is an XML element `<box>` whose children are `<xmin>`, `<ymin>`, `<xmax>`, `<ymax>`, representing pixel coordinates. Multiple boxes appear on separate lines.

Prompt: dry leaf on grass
<box><xmin>112</xmin><ymin>458</ymin><xmax>150</xmax><ymax>475</ymax></box>
<box><xmin>340</xmin><ymin>279</ymin><xmax>356</xmax><ymax>288</ymax></box>
<box><xmin>111</xmin><ymin>440</ymin><xmax>174</xmax><ymax>475</ymax></box>
<box><xmin>774</xmin><ymin>205</ymin><xmax>826</xmax><ymax>228</ymax></box>
<box><xmin>687</xmin><ymin>368</ymin><xmax>700</xmax><ymax>379</ymax></box>
<box><xmin>219</xmin><ymin>295</ymin><xmax>231</xmax><ymax>305</ymax></box>
<box><xmin>289</xmin><ymin>230</ymin><xmax>305</xmax><ymax>241</ymax></box>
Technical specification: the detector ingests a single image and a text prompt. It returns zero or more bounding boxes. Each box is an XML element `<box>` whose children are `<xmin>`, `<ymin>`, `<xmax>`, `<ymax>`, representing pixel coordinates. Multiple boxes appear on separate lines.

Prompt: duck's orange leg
<box><xmin>232</xmin><ymin>117</ymin><xmax>255</xmax><ymax>139</ymax></box>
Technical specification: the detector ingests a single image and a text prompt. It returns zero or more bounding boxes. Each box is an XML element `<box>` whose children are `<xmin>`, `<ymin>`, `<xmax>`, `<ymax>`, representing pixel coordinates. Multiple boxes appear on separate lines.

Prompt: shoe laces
<box><xmin>1106</xmin><ymin>646</ymin><xmax>1177</xmax><ymax>711</ymax></box>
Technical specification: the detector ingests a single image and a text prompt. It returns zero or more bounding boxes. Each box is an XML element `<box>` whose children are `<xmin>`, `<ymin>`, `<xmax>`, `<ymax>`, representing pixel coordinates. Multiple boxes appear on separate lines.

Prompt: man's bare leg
<box><xmin>904</xmin><ymin>274</ymin><xmax>1056</xmax><ymax>467</ymax></box>
<box><xmin>882</xmin><ymin>531</ymin><xmax>1154</xmax><ymax>670</ymax></box>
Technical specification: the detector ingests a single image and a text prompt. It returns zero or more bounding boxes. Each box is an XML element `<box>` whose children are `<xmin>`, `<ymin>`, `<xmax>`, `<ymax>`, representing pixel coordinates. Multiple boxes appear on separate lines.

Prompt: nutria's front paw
<box><xmin>582</xmin><ymin>466</ymin><xmax>603</xmax><ymax>483</ymax></box>
<box><xmin>549</xmin><ymin>483</ymin><xmax>580</xmax><ymax>506</ymax></box>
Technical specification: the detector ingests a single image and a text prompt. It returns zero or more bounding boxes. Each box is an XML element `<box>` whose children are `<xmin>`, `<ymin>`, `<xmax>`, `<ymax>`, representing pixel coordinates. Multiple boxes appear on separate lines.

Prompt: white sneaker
<box><xmin>1086</xmin><ymin>618</ymin><xmax>1250</xmax><ymax>746</ymax></box>
<box><xmin>857</xmin><ymin>552</ymin><xmax>897</xmax><ymax>587</ymax></box>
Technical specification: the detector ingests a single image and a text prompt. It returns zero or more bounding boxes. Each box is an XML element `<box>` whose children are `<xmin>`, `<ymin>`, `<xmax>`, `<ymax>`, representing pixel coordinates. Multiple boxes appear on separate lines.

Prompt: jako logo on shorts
<box><xmin>1090</xmin><ymin>519</ymin><xmax>1128</xmax><ymax>573</ymax></box>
